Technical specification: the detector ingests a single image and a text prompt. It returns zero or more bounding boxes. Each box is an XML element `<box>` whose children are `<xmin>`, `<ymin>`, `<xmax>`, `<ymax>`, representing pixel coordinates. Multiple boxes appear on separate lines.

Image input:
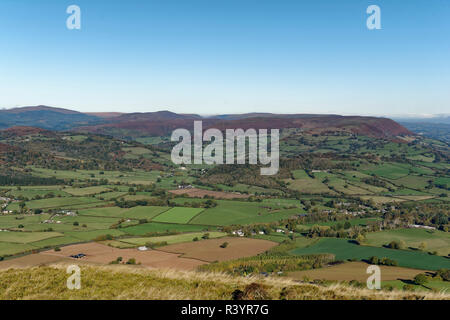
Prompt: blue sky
<box><xmin>0</xmin><ymin>0</ymin><xmax>448</xmax><ymax>115</ymax></box>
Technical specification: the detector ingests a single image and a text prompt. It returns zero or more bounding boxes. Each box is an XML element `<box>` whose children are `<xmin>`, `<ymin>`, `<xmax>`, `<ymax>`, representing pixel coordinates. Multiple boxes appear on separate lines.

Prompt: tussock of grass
<box><xmin>0</xmin><ymin>264</ymin><xmax>448</xmax><ymax>300</ymax></box>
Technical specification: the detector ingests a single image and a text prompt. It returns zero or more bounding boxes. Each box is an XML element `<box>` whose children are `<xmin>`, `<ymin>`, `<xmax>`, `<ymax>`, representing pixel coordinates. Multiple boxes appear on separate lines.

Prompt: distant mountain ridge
<box><xmin>110</xmin><ymin>110</ymin><xmax>203</xmax><ymax>122</ymax></box>
<box><xmin>0</xmin><ymin>106</ymin><xmax>412</xmax><ymax>139</ymax></box>
<box><xmin>78</xmin><ymin>114</ymin><xmax>411</xmax><ymax>139</ymax></box>
<box><xmin>208</xmin><ymin>113</ymin><xmax>340</xmax><ymax>120</ymax></box>
<box><xmin>0</xmin><ymin>106</ymin><xmax>103</xmax><ymax>131</ymax></box>
<box><xmin>1</xmin><ymin>105</ymin><xmax>81</xmax><ymax>115</ymax></box>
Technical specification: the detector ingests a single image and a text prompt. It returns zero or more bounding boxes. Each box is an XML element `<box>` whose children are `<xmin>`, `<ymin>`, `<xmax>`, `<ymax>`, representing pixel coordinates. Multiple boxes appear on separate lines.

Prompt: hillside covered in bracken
<box><xmin>1</xmin><ymin>106</ymin><xmax>411</xmax><ymax>140</ymax></box>
<box><xmin>78</xmin><ymin>114</ymin><xmax>412</xmax><ymax>139</ymax></box>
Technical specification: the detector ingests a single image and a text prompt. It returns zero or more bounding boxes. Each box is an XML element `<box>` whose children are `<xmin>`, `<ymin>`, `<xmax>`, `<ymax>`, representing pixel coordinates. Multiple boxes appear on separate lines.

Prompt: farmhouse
<box><xmin>232</xmin><ymin>230</ymin><xmax>245</xmax><ymax>237</ymax></box>
<box><xmin>178</xmin><ymin>184</ymin><xmax>193</xmax><ymax>189</ymax></box>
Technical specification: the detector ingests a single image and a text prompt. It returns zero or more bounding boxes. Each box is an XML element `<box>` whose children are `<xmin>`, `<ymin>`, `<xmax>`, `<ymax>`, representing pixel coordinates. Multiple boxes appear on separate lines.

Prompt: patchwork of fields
<box><xmin>290</xmin><ymin>238</ymin><xmax>450</xmax><ymax>270</ymax></box>
<box><xmin>0</xmin><ymin>129</ymin><xmax>448</xmax><ymax>292</ymax></box>
<box><xmin>0</xmin><ymin>196</ymin><xmax>304</xmax><ymax>257</ymax></box>
<box><xmin>365</xmin><ymin>228</ymin><xmax>450</xmax><ymax>256</ymax></box>
<box><xmin>0</xmin><ymin>237</ymin><xmax>276</xmax><ymax>271</ymax></box>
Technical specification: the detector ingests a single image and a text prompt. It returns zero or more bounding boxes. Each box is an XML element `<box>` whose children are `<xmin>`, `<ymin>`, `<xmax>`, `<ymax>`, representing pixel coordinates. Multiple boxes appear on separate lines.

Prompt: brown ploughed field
<box><xmin>0</xmin><ymin>243</ymin><xmax>206</xmax><ymax>270</ymax></box>
<box><xmin>0</xmin><ymin>254</ymin><xmax>68</xmax><ymax>269</ymax></box>
<box><xmin>157</xmin><ymin>237</ymin><xmax>277</xmax><ymax>262</ymax></box>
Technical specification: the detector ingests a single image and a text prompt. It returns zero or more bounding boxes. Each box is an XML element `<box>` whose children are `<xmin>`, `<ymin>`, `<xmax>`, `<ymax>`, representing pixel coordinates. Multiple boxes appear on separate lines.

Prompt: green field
<box><xmin>95</xmin><ymin>191</ymin><xmax>128</xmax><ymax>200</ymax></box>
<box><xmin>6</xmin><ymin>188</ymin><xmax>70</xmax><ymax>199</ymax></box>
<box><xmin>78</xmin><ymin>207</ymin><xmax>130</xmax><ymax>217</ymax></box>
<box><xmin>0</xmin><ymin>214</ymin><xmax>51</xmax><ymax>229</ymax></box>
<box><xmin>57</xmin><ymin>215</ymin><xmax>121</xmax><ymax>230</ymax></box>
<box><xmin>152</xmin><ymin>207</ymin><xmax>204</xmax><ymax>224</ymax></box>
<box><xmin>122</xmin><ymin>206</ymin><xmax>170</xmax><ymax>220</ymax></box>
<box><xmin>365</xmin><ymin>228</ymin><xmax>450</xmax><ymax>256</ymax></box>
<box><xmin>435</xmin><ymin>177</ymin><xmax>450</xmax><ymax>188</ymax></box>
<box><xmin>261</xmin><ymin>198</ymin><xmax>302</xmax><ymax>208</ymax></box>
<box><xmin>285</xmin><ymin>170</ymin><xmax>334</xmax><ymax>194</ymax></box>
<box><xmin>64</xmin><ymin>229</ymin><xmax>126</xmax><ymax>241</ymax></box>
<box><xmin>190</xmin><ymin>200</ymin><xmax>303</xmax><ymax>226</ymax></box>
<box><xmin>78</xmin><ymin>206</ymin><xmax>169</xmax><ymax>220</ymax></box>
<box><xmin>395</xmin><ymin>175</ymin><xmax>432</xmax><ymax>190</ymax></box>
<box><xmin>28</xmin><ymin>167</ymin><xmax>161</xmax><ymax>185</ymax></box>
<box><xmin>28</xmin><ymin>235</ymin><xmax>82</xmax><ymax>248</ymax></box>
<box><xmin>362</xmin><ymin>163</ymin><xmax>410</xmax><ymax>180</ymax></box>
<box><xmin>7</xmin><ymin>197</ymin><xmax>104</xmax><ymax>211</ymax></box>
<box><xmin>219</xmin><ymin>183</ymin><xmax>282</xmax><ymax>195</ymax></box>
<box><xmin>0</xmin><ymin>231</ymin><xmax>63</xmax><ymax>244</ymax></box>
<box><xmin>122</xmin><ymin>222</ymin><xmax>212</xmax><ymax>236</ymax></box>
<box><xmin>290</xmin><ymin>238</ymin><xmax>450</xmax><ymax>270</ymax></box>
<box><xmin>0</xmin><ymin>242</ymin><xmax>35</xmax><ymax>256</ymax></box>
<box><xmin>64</xmin><ymin>186</ymin><xmax>112</xmax><ymax>196</ymax></box>
<box><xmin>118</xmin><ymin>231</ymin><xmax>227</xmax><ymax>246</ymax></box>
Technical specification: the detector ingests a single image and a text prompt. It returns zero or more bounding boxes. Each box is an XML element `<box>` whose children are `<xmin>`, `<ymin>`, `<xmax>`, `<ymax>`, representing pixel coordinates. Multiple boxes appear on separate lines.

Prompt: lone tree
<box><xmin>387</xmin><ymin>240</ymin><xmax>405</xmax><ymax>250</ymax></box>
<box><xmin>418</xmin><ymin>242</ymin><xmax>427</xmax><ymax>251</ymax></box>
<box><xmin>414</xmin><ymin>273</ymin><xmax>429</xmax><ymax>286</ymax></box>
<box><xmin>202</xmin><ymin>233</ymin><xmax>210</xmax><ymax>240</ymax></box>
<box><xmin>355</xmin><ymin>234</ymin><xmax>365</xmax><ymax>245</ymax></box>
<box><xmin>368</xmin><ymin>256</ymin><xmax>379</xmax><ymax>265</ymax></box>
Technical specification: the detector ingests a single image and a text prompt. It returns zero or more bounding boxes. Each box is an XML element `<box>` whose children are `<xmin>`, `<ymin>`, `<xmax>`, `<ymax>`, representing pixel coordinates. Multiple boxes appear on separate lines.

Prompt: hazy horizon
<box><xmin>1</xmin><ymin>104</ymin><xmax>449</xmax><ymax>119</ymax></box>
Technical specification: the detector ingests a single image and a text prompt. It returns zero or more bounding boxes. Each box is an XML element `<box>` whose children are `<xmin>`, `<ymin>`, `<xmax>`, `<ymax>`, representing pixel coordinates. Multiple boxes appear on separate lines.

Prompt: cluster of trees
<box><xmin>381</xmin><ymin>205</ymin><xmax>449</xmax><ymax>231</ymax></box>
<box><xmin>198</xmin><ymin>164</ymin><xmax>289</xmax><ymax>190</ymax></box>
<box><xmin>281</xmin><ymin>153</ymin><xmax>357</xmax><ymax>172</ymax></box>
<box><xmin>114</xmin><ymin>198</ymin><xmax>168</xmax><ymax>208</ymax></box>
<box><xmin>145</xmin><ymin>241</ymin><xmax>168</xmax><ymax>249</ymax></box>
<box><xmin>296</xmin><ymin>208</ymin><xmax>378</xmax><ymax>227</ymax></box>
<box><xmin>0</xmin><ymin>171</ymin><xmax>64</xmax><ymax>186</ymax></box>
<box><xmin>386</xmin><ymin>240</ymin><xmax>406</xmax><ymax>250</ymax></box>
<box><xmin>368</xmin><ymin>256</ymin><xmax>398</xmax><ymax>266</ymax></box>
<box><xmin>1</xmin><ymin>131</ymin><xmax>168</xmax><ymax>175</ymax></box>
<box><xmin>306</xmin><ymin>224</ymin><xmax>368</xmax><ymax>241</ymax></box>
<box><xmin>435</xmin><ymin>269</ymin><xmax>450</xmax><ymax>281</ymax></box>
<box><xmin>362</xmin><ymin>177</ymin><xmax>388</xmax><ymax>188</ymax></box>
<box><xmin>114</xmin><ymin>196</ymin><xmax>218</xmax><ymax>210</ymax></box>
<box><xmin>171</xmin><ymin>199</ymin><xmax>218</xmax><ymax>209</ymax></box>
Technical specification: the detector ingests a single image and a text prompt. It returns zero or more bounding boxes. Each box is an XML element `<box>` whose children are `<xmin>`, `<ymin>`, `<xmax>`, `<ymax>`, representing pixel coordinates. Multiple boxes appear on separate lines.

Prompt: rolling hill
<box><xmin>0</xmin><ymin>106</ymin><xmax>412</xmax><ymax>140</ymax></box>
<box><xmin>78</xmin><ymin>115</ymin><xmax>411</xmax><ymax>140</ymax></box>
<box><xmin>0</xmin><ymin>106</ymin><xmax>103</xmax><ymax>131</ymax></box>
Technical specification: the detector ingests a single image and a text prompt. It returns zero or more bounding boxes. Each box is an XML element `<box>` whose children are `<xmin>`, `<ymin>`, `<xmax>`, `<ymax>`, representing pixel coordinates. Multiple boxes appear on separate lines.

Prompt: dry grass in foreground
<box><xmin>0</xmin><ymin>263</ymin><xmax>448</xmax><ymax>300</ymax></box>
